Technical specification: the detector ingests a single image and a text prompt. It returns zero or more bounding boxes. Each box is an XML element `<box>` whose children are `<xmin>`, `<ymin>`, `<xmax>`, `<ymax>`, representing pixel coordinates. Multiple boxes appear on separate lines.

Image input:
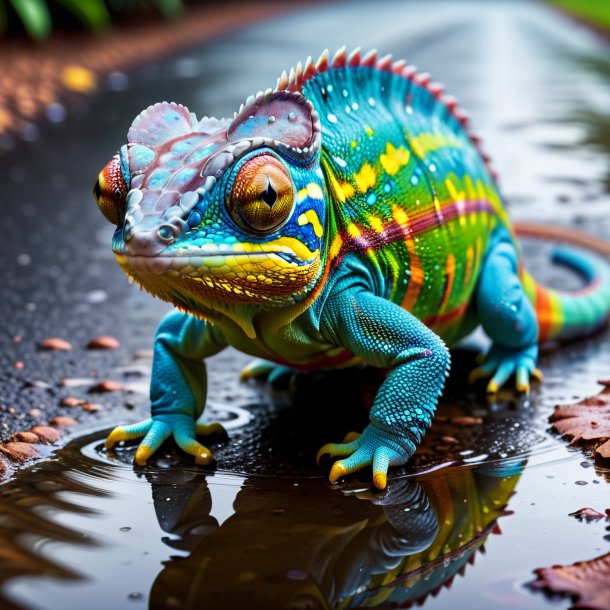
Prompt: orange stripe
<box><xmin>536</xmin><ymin>284</ymin><xmax>553</xmax><ymax>341</ymax></box>
<box><xmin>425</xmin><ymin>302</ymin><xmax>468</xmax><ymax>327</ymax></box>
<box><xmin>440</xmin><ymin>254</ymin><xmax>456</xmax><ymax>312</ymax></box>
<box><xmin>402</xmin><ymin>237</ymin><xmax>424</xmax><ymax>311</ymax></box>
<box><xmin>464</xmin><ymin>245</ymin><xmax>474</xmax><ymax>288</ymax></box>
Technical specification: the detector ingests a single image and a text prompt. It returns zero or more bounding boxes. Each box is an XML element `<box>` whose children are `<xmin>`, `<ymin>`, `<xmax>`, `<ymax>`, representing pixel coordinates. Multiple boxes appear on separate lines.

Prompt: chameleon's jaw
<box><xmin>114</xmin><ymin>247</ymin><xmax>321</xmax><ymax>307</ymax></box>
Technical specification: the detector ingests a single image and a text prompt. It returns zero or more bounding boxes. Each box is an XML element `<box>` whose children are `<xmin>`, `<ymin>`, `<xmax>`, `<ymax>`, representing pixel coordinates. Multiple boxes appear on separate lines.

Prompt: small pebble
<box><xmin>91</xmin><ymin>380</ymin><xmax>126</xmax><ymax>393</ymax></box>
<box><xmin>14</xmin><ymin>361</ymin><xmax>24</xmax><ymax>369</ymax></box>
<box><xmin>87</xmin><ymin>335</ymin><xmax>120</xmax><ymax>349</ymax></box>
<box><xmin>12</xmin><ymin>431</ymin><xmax>39</xmax><ymax>444</ymax></box>
<box><xmin>0</xmin><ymin>442</ymin><xmax>39</xmax><ymax>461</ymax></box>
<box><xmin>51</xmin><ymin>416</ymin><xmax>77</xmax><ymax>427</ymax></box>
<box><xmin>62</xmin><ymin>397</ymin><xmax>85</xmax><ymax>407</ymax></box>
<box><xmin>32</xmin><ymin>425</ymin><xmax>60</xmax><ymax>443</ymax></box>
<box><xmin>441</xmin><ymin>435</ymin><xmax>459</xmax><ymax>444</ymax></box>
<box><xmin>450</xmin><ymin>416</ymin><xmax>483</xmax><ymax>426</ymax></box>
<box><xmin>39</xmin><ymin>337</ymin><xmax>72</xmax><ymax>351</ymax></box>
<box><xmin>28</xmin><ymin>408</ymin><xmax>42</xmax><ymax>417</ymax></box>
<box><xmin>27</xmin><ymin>380</ymin><xmax>52</xmax><ymax>389</ymax></box>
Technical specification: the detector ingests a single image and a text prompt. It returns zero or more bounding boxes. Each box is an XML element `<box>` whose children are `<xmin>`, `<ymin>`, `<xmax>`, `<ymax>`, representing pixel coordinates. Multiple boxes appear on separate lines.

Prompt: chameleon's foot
<box><xmin>468</xmin><ymin>344</ymin><xmax>542</xmax><ymax>395</ymax></box>
<box><xmin>105</xmin><ymin>414</ymin><xmax>215</xmax><ymax>466</ymax></box>
<box><xmin>317</xmin><ymin>424</ymin><xmax>413</xmax><ymax>490</ymax></box>
<box><xmin>239</xmin><ymin>358</ymin><xmax>295</xmax><ymax>389</ymax></box>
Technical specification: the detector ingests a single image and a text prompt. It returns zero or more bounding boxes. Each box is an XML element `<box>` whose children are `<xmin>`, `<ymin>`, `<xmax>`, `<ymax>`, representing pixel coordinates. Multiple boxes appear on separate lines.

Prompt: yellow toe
<box><xmin>342</xmin><ymin>431</ymin><xmax>361</xmax><ymax>443</ymax></box>
<box><xmin>486</xmin><ymin>380</ymin><xmax>499</xmax><ymax>394</ymax></box>
<box><xmin>516</xmin><ymin>381</ymin><xmax>530</xmax><ymax>394</ymax></box>
<box><xmin>195</xmin><ymin>449</ymin><xmax>214</xmax><ymax>465</ymax></box>
<box><xmin>329</xmin><ymin>461</ymin><xmax>347</xmax><ymax>484</ymax></box>
<box><xmin>373</xmin><ymin>472</ymin><xmax>387</xmax><ymax>490</ymax></box>
<box><xmin>531</xmin><ymin>368</ymin><xmax>544</xmax><ymax>383</ymax></box>
<box><xmin>316</xmin><ymin>443</ymin><xmax>332</xmax><ymax>465</ymax></box>
<box><xmin>134</xmin><ymin>445</ymin><xmax>152</xmax><ymax>466</ymax></box>
<box><xmin>468</xmin><ymin>368</ymin><xmax>491</xmax><ymax>384</ymax></box>
<box><xmin>105</xmin><ymin>428</ymin><xmax>128</xmax><ymax>449</ymax></box>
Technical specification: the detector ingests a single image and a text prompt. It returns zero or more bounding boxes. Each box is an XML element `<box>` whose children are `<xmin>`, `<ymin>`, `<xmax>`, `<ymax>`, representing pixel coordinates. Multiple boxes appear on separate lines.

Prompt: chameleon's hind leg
<box><xmin>239</xmin><ymin>358</ymin><xmax>298</xmax><ymax>388</ymax></box>
<box><xmin>469</xmin><ymin>238</ymin><xmax>542</xmax><ymax>394</ymax></box>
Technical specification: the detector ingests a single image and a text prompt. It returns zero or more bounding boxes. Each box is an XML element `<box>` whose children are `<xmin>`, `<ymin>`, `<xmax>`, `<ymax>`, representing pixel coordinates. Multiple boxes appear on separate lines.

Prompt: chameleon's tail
<box><xmin>515</xmin><ymin>222</ymin><xmax>610</xmax><ymax>343</ymax></box>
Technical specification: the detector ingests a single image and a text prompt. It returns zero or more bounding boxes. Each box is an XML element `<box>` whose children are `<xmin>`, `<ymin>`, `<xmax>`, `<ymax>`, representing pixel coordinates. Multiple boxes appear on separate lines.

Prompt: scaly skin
<box><xmin>94</xmin><ymin>47</ymin><xmax>610</xmax><ymax>489</ymax></box>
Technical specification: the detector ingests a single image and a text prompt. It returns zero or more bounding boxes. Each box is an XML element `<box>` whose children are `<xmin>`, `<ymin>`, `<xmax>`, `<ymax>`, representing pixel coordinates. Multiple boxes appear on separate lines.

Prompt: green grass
<box><xmin>549</xmin><ymin>0</ymin><xmax>610</xmax><ymax>31</ymax></box>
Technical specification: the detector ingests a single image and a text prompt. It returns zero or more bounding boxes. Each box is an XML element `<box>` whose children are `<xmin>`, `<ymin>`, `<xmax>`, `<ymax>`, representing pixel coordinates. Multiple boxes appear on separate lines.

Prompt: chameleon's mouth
<box><xmin>114</xmin><ymin>250</ymin><xmax>313</xmax><ymax>278</ymax></box>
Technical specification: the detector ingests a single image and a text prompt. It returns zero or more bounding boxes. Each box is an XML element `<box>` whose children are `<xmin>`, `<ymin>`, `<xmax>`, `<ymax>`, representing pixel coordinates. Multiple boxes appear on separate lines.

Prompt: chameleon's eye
<box><xmin>227</xmin><ymin>154</ymin><xmax>295</xmax><ymax>234</ymax></box>
<box><xmin>94</xmin><ymin>154</ymin><xmax>128</xmax><ymax>225</ymax></box>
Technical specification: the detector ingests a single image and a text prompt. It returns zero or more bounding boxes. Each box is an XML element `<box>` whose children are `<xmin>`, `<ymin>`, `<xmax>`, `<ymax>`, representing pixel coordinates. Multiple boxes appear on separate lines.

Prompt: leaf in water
<box><xmin>531</xmin><ymin>552</ymin><xmax>610</xmax><ymax>610</ymax></box>
<box><xmin>549</xmin><ymin>380</ymin><xmax>610</xmax><ymax>461</ymax></box>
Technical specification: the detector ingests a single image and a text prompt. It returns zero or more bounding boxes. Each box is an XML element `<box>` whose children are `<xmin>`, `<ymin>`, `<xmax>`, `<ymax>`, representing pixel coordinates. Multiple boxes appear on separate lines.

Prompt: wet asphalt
<box><xmin>1</xmin><ymin>0</ymin><xmax>610</xmax><ymax>461</ymax></box>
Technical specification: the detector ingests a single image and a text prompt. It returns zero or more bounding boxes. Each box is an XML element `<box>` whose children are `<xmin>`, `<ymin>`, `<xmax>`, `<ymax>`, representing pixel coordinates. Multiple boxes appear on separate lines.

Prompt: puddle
<box><xmin>1</xmin><ymin>334</ymin><xmax>610</xmax><ymax>610</ymax></box>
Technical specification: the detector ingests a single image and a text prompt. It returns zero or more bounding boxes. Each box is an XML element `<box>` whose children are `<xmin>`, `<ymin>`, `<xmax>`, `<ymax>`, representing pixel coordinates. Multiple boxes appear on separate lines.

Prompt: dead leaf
<box><xmin>549</xmin><ymin>380</ymin><xmax>610</xmax><ymax>461</ymax></box>
<box><xmin>569</xmin><ymin>508</ymin><xmax>604</xmax><ymax>521</ymax></box>
<box><xmin>531</xmin><ymin>552</ymin><xmax>610</xmax><ymax>610</ymax></box>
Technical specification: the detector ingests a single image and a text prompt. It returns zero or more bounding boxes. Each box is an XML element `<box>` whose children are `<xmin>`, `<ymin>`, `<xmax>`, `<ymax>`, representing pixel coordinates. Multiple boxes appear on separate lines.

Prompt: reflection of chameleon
<box><xmin>145</xmin><ymin>465</ymin><xmax>521</xmax><ymax>609</ymax></box>
<box><xmin>94</xmin><ymin>47</ymin><xmax>610</xmax><ymax>488</ymax></box>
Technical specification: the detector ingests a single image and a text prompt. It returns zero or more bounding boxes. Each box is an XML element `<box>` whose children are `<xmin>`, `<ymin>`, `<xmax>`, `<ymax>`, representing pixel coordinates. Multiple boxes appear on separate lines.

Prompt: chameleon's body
<box><xmin>96</xmin><ymin>48</ymin><xmax>610</xmax><ymax>488</ymax></box>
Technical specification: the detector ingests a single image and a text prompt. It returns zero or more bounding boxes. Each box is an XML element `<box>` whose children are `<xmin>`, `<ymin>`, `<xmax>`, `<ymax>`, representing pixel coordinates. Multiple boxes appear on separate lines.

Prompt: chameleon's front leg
<box><xmin>105</xmin><ymin>309</ymin><xmax>227</xmax><ymax>465</ymax></box>
<box><xmin>317</xmin><ymin>291</ymin><xmax>450</xmax><ymax>490</ymax></box>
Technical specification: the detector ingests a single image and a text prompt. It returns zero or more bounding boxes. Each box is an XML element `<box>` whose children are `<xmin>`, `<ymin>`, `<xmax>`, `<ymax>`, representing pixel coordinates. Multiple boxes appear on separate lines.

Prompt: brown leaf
<box><xmin>531</xmin><ymin>552</ymin><xmax>610</xmax><ymax>610</ymax></box>
<box><xmin>569</xmin><ymin>508</ymin><xmax>604</xmax><ymax>521</ymax></box>
<box><xmin>549</xmin><ymin>381</ymin><xmax>610</xmax><ymax>461</ymax></box>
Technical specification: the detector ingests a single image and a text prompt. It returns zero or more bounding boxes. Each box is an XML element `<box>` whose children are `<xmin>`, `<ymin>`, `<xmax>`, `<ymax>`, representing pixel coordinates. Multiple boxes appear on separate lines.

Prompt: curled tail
<box><xmin>515</xmin><ymin>222</ymin><xmax>610</xmax><ymax>343</ymax></box>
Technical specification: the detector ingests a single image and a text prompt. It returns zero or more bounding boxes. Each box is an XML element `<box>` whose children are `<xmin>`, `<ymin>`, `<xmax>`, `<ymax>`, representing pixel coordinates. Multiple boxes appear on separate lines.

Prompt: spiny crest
<box><xmin>275</xmin><ymin>46</ymin><xmax>498</xmax><ymax>181</ymax></box>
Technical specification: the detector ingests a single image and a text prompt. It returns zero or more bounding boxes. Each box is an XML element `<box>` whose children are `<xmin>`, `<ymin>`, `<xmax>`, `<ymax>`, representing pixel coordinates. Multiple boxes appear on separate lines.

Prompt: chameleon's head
<box><xmin>93</xmin><ymin>91</ymin><xmax>327</xmax><ymax>313</ymax></box>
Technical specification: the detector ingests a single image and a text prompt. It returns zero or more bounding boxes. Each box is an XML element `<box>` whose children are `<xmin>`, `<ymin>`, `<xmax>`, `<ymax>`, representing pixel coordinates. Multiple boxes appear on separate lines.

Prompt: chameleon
<box><xmin>94</xmin><ymin>47</ymin><xmax>610</xmax><ymax>490</ymax></box>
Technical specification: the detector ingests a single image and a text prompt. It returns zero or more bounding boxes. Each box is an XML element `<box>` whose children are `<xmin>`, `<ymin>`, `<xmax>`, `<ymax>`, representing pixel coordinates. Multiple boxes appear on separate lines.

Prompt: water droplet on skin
<box><xmin>327</xmin><ymin>113</ymin><xmax>338</xmax><ymax>124</ymax></box>
<box><xmin>268</xmin><ymin>115</ymin><xmax>276</xmax><ymax>123</ymax></box>
<box><xmin>288</xmin><ymin>111</ymin><xmax>298</xmax><ymax>122</ymax></box>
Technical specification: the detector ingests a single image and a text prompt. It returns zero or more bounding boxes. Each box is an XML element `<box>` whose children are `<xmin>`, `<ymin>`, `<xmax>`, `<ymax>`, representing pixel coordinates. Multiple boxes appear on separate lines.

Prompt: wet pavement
<box><xmin>1</xmin><ymin>1</ymin><xmax>610</xmax><ymax>609</ymax></box>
